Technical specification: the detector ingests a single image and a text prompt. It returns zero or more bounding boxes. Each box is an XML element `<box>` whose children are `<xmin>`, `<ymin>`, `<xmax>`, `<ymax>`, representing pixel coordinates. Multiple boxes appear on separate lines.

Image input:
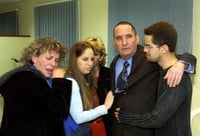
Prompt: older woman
<box><xmin>0</xmin><ymin>37</ymin><xmax>72</xmax><ymax>136</ymax></box>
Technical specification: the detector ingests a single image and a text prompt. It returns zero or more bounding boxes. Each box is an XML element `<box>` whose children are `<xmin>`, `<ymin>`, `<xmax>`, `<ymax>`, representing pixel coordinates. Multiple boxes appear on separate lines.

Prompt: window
<box><xmin>34</xmin><ymin>0</ymin><xmax>80</xmax><ymax>66</ymax></box>
<box><xmin>0</xmin><ymin>10</ymin><xmax>19</xmax><ymax>35</ymax></box>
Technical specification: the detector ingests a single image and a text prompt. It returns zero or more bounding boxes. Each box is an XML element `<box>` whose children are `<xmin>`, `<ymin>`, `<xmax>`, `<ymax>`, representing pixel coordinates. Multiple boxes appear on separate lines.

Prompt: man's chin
<box><xmin>45</xmin><ymin>73</ymin><xmax>52</xmax><ymax>78</ymax></box>
<box><xmin>145</xmin><ymin>56</ymin><xmax>150</xmax><ymax>60</ymax></box>
<box><xmin>146</xmin><ymin>57</ymin><xmax>154</xmax><ymax>62</ymax></box>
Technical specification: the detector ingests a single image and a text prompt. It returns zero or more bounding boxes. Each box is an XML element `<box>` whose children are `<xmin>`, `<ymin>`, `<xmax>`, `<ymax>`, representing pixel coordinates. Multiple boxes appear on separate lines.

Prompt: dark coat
<box><xmin>96</xmin><ymin>66</ymin><xmax>112</xmax><ymax>136</ymax></box>
<box><xmin>0</xmin><ymin>65</ymin><xmax>72</xmax><ymax>136</ymax></box>
<box><xmin>110</xmin><ymin>45</ymin><xmax>159</xmax><ymax>136</ymax></box>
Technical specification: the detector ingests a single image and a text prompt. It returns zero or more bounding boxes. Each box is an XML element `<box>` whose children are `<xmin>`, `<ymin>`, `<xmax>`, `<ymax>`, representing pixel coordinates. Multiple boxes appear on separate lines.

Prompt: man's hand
<box><xmin>164</xmin><ymin>61</ymin><xmax>184</xmax><ymax>87</ymax></box>
<box><xmin>114</xmin><ymin>108</ymin><xmax>120</xmax><ymax>123</ymax></box>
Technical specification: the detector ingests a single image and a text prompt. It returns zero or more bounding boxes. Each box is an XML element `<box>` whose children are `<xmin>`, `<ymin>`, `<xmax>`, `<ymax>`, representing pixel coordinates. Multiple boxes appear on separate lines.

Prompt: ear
<box><xmin>100</xmin><ymin>55</ymin><xmax>104</xmax><ymax>61</ymax></box>
<box><xmin>112</xmin><ymin>38</ymin><xmax>116</xmax><ymax>48</ymax></box>
<box><xmin>136</xmin><ymin>34</ymin><xmax>140</xmax><ymax>45</ymax></box>
<box><xmin>31</xmin><ymin>55</ymin><xmax>38</xmax><ymax>64</ymax></box>
<box><xmin>160</xmin><ymin>44</ymin><xmax>169</xmax><ymax>53</ymax></box>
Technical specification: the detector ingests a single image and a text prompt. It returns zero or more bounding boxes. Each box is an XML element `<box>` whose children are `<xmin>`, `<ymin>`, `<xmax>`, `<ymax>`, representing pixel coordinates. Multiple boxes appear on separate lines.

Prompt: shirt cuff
<box><xmin>178</xmin><ymin>60</ymin><xmax>194</xmax><ymax>73</ymax></box>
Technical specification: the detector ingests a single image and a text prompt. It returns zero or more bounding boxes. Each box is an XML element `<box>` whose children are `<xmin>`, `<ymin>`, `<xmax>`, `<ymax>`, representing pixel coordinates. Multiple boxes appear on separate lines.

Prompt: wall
<box><xmin>191</xmin><ymin>0</ymin><xmax>200</xmax><ymax>135</ymax></box>
<box><xmin>80</xmin><ymin>0</ymin><xmax>108</xmax><ymax>48</ymax></box>
<box><xmin>0</xmin><ymin>37</ymin><xmax>32</xmax><ymax>75</ymax></box>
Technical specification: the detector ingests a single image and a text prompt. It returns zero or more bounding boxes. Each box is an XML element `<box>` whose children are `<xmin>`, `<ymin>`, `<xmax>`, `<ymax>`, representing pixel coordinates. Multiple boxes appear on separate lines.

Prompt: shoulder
<box><xmin>66</xmin><ymin>77</ymin><xmax>79</xmax><ymax>87</ymax></box>
<box><xmin>66</xmin><ymin>77</ymin><xmax>80</xmax><ymax>95</ymax></box>
<box><xmin>52</xmin><ymin>78</ymin><xmax>72</xmax><ymax>87</ymax></box>
<box><xmin>136</xmin><ymin>44</ymin><xmax>144</xmax><ymax>52</ymax></box>
<box><xmin>110</xmin><ymin>55</ymin><xmax>120</xmax><ymax>69</ymax></box>
<box><xmin>134</xmin><ymin>45</ymin><xmax>158</xmax><ymax>69</ymax></box>
<box><xmin>100</xmin><ymin>66</ymin><xmax>110</xmax><ymax>73</ymax></box>
<box><xmin>182</xmin><ymin>72</ymin><xmax>192</xmax><ymax>85</ymax></box>
<box><xmin>0</xmin><ymin>67</ymin><xmax>41</xmax><ymax>85</ymax></box>
<box><xmin>99</xmin><ymin>66</ymin><xmax>110</xmax><ymax>79</ymax></box>
<box><xmin>0</xmin><ymin>69</ymin><xmax>45</xmax><ymax>94</ymax></box>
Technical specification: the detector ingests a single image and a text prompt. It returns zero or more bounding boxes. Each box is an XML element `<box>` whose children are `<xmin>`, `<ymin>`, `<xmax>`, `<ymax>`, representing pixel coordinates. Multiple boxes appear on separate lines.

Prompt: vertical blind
<box><xmin>0</xmin><ymin>10</ymin><xmax>19</xmax><ymax>35</ymax></box>
<box><xmin>34</xmin><ymin>0</ymin><xmax>79</xmax><ymax>66</ymax></box>
<box><xmin>108</xmin><ymin>0</ymin><xmax>193</xmax><ymax>65</ymax></box>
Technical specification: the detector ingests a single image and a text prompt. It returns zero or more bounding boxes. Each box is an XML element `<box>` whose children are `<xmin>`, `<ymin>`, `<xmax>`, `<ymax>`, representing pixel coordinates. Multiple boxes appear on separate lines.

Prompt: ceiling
<box><xmin>0</xmin><ymin>0</ymin><xmax>21</xmax><ymax>5</ymax></box>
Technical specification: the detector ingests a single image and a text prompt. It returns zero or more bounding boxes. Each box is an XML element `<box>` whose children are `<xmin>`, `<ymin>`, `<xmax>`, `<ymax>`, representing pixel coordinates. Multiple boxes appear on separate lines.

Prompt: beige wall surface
<box><xmin>191</xmin><ymin>0</ymin><xmax>200</xmax><ymax>135</ymax></box>
<box><xmin>0</xmin><ymin>0</ymin><xmax>200</xmax><ymax>135</ymax></box>
<box><xmin>80</xmin><ymin>0</ymin><xmax>108</xmax><ymax>48</ymax></box>
<box><xmin>0</xmin><ymin>37</ymin><xmax>32</xmax><ymax>75</ymax></box>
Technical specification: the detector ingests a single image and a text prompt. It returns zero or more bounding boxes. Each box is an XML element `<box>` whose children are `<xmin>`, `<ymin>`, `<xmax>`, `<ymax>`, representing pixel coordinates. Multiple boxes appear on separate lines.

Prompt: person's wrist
<box><xmin>177</xmin><ymin>60</ymin><xmax>189</xmax><ymax>69</ymax></box>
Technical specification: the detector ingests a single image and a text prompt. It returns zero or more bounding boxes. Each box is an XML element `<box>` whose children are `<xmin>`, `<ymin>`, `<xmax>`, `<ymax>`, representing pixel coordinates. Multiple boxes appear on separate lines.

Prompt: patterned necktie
<box><xmin>116</xmin><ymin>61</ymin><xmax>129</xmax><ymax>93</ymax></box>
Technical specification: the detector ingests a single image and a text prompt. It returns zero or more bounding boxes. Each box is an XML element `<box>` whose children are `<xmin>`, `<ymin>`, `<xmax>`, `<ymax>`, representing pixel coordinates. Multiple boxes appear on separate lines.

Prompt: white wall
<box><xmin>191</xmin><ymin>0</ymin><xmax>200</xmax><ymax>135</ymax></box>
<box><xmin>0</xmin><ymin>37</ymin><xmax>32</xmax><ymax>75</ymax></box>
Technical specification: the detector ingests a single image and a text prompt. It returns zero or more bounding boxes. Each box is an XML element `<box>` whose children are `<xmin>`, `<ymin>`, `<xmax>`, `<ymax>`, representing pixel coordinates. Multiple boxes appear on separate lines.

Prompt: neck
<box><xmin>94</xmin><ymin>65</ymin><xmax>100</xmax><ymax>77</ymax></box>
<box><xmin>158</xmin><ymin>53</ymin><xmax>177</xmax><ymax>70</ymax></box>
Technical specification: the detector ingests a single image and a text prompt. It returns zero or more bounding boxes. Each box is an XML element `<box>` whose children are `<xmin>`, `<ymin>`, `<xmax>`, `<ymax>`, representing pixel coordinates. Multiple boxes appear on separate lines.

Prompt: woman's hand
<box><xmin>104</xmin><ymin>91</ymin><xmax>114</xmax><ymax>109</ymax></box>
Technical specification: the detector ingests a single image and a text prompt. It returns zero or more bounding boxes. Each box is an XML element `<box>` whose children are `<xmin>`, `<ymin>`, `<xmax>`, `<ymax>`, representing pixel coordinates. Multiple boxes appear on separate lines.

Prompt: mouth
<box><xmin>145</xmin><ymin>54</ymin><xmax>150</xmax><ymax>59</ymax></box>
<box><xmin>121</xmin><ymin>48</ymin><xmax>130</xmax><ymax>52</ymax></box>
<box><xmin>46</xmin><ymin>69</ymin><xmax>53</xmax><ymax>74</ymax></box>
<box><xmin>122</xmin><ymin>47</ymin><xmax>129</xmax><ymax>50</ymax></box>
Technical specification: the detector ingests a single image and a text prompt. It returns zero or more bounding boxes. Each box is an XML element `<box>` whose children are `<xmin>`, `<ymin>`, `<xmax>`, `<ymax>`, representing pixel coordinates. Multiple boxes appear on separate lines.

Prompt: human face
<box><xmin>113</xmin><ymin>24</ymin><xmax>139</xmax><ymax>60</ymax></box>
<box><xmin>143</xmin><ymin>35</ymin><xmax>161</xmax><ymax>62</ymax></box>
<box><xmin>32</xmin><ymin>50</ymin><xmax>60</xmax><ymax>78</ymax></box>
<box><xmin>77</xmin><ymin>48</ymin><xmax>94</xmax><ymax>74</ymax></box>
<box><xmin>93</xmin><ymin>51</ymin><xmax>101</xmax><ymax>68</ymax></box>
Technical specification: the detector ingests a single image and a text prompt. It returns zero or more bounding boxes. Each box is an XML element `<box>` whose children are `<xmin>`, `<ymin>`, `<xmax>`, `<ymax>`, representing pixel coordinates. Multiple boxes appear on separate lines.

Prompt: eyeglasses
<box><xmin>143</xmin><ymin>44</ymin><xmax>159</xmax><ymax>50</ymax></box>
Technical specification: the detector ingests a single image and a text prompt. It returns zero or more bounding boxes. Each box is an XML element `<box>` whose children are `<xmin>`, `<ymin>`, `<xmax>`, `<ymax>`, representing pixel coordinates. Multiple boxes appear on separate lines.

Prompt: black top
<box><xmin>119</xmin><ymin>69</ymin><xmax>192</xmax><ymax>136</ymax></box>
<box><xmin>96</xmin><ymin>66</ymin><xmax>112</xmax><ymax>136</ymax></box>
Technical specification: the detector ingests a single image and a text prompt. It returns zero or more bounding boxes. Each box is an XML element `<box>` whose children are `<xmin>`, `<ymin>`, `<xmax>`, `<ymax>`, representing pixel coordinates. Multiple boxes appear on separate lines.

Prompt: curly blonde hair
<box><xmin>85</xmin><ymin>37</ymin><xmax>107</xmax><ymax>67</ymax></box>
<box><xmin>20</xmin><ymin>37</ymin><xmax>67</xmax><ymax>64</ymax></box>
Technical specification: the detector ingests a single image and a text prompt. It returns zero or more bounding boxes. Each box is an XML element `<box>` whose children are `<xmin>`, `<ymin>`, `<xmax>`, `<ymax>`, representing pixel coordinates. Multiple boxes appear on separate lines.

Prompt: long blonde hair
<box><xmin>66</xmin><ymin>41</ymin><xmax>95</xmax><ymax>110</ymax></box>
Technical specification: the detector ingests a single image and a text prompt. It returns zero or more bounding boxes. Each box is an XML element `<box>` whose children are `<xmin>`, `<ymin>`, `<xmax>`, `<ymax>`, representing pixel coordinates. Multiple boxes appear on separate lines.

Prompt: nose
<box><xmin>122</xmin><ymin>37</ymin><xmax>128</xmax><ymax>45</ymax></box>
<box><xmin>88</xmin><ymin>59</ymin><xmax>93</xmax><ymax>66</ymax></box>
<box><xmin>143</xmin><ymin>46</ymin><xmax>148</xmax><ymax>52</ymax></box>
<box><xmin>51</xmin><ymin>60</ymin><xmax>58</xmax><ymax>67</ymax></box>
